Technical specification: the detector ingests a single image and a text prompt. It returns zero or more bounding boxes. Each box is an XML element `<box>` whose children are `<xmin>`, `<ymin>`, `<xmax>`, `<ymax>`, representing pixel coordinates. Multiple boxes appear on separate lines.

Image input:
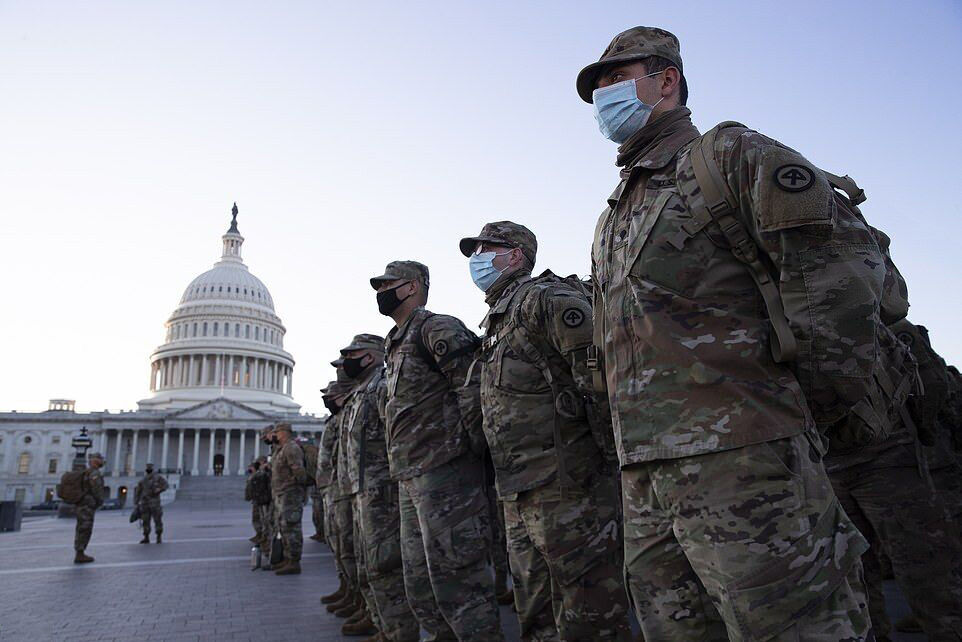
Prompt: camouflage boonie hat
<box><xmin>369</xmin><ymin>260</ymin><xmax>430</xmax><ymax>290</ymax></box>
<box><xmin>459</xmin><ymin>221</ymin><xmax>537</xmax><ymax>264</ymax></box>
<box><xmin>577</xmin><ymin>26</ymin><xmax>683</xmax><ymax>103</ymax></box>
<box><xmin>340</xmin><ymin>333</ymin><xmax>385</xmax><ymax>354</ymax></box>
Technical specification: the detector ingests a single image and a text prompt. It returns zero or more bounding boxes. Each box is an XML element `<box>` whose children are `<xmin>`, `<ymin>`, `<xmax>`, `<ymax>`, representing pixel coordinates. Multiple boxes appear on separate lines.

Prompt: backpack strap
<box><xmin>684</xmin><ymin>123</ymin><xmax>798</xmax><ymax>364</ymax></box>
<box><xmin>822</xmin><ymin>171</ymin><xmax>866</xmax><ymax>206</ymax></box>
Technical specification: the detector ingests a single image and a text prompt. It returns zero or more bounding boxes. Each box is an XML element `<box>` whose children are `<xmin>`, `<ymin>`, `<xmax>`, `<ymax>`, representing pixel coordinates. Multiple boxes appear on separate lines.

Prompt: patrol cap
<box><xmin>370</xmin><ymin>260</ymin><xmax>430</xmax><ymax>290</ymax></box>
<box><xmin>88</xmin><ymin>452</ymin><xmax>104</xmax><ymax>460</ymax></box>
<box><xmin>330</xmin><ymin>357</ymin><xmax>344</xmax><ymax>368</ymax></box>
<box><xmin>340</xmin><ymin>333</ymin><xmax>385</xmax><ymax>354</ymax></box>
<box><xmin>145</xmin><ymin>462</ymin><xmax>154</xmax><ymax>467</ymax></box>
<box><xmin>274</xmin><ymin>422</ymin><xmax>293</xmax><ymax>434</ymax></box>
<box><xmin>577</xmin><ymin>26</ymin><xmax>683</xmax><ymax>103</ymax></box>
<box><xmin>459</xmin><ymin>221</ymin><xmax>537</xmax><ymax>264</ymax></box>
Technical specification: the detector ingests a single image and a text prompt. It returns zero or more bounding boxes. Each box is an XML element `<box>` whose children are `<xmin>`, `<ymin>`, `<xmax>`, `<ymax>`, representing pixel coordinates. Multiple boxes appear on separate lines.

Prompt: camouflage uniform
<box><xmin>341</xmin><ymin>334</ymin><xmax>420</xmax><ymax>642</ymax></box>
<box><xmin>271</xmin><ymin>432</ymin><xmax>306</xmax><ymax>563</ymax></box>
<box><xmin>135</xmin><ymin>470</ymin><xmax>168</xmax><ymax>537</ymax></box>
<box><xmin>828</xmin><ymin>318</ymin><xmax>962</xmax><ymax>640</ymax></box>
<box><xmin>245</xmin><ymin>467</ymin><xmax>266</xmax><ymax>547</ymax></box>
<box><xmin>333</xmin><ymin>395</ymin><xmax>360</xmax><ymax>597</ymax></box>
<box><xmin>373</xmin><ymin>260</ymin><xmax>501</xmax><ymax>641</ymax></box>
<box><xmin>461</xmin><ymin>221</ymin><xmax>630</xmax><ymax>640</ymax></box>
<box><xmin>581</xmin><ymin>27</ymin><xmax>873</xmax><ymax>641</ymax></box>
<box><xmin>74</xmin><ymin>458</ymin><xmax>105</xmax><ymax>553</ymax></box>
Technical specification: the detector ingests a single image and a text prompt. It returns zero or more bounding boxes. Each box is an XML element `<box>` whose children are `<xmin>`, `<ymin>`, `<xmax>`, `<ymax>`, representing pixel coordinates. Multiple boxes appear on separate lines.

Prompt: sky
<box><xmin>1</xmin><ymin>1</ymin><xmax>961</xmax><ymax>415</ymax></box>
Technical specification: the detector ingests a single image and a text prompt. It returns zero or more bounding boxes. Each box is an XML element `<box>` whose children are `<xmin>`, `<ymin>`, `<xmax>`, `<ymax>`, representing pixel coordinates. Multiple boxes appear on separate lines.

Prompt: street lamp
<box><xmin>71</xmin><ymin>427</ymin><xmax>93</xmax><ymax>472</ymax></box>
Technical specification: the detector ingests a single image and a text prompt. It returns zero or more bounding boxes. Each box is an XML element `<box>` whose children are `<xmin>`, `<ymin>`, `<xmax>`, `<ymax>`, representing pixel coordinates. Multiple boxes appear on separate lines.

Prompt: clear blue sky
<box><xmin>1</xmin><ymin>1</ymin><xmax>960</xmax><ymax>414</ymax></box>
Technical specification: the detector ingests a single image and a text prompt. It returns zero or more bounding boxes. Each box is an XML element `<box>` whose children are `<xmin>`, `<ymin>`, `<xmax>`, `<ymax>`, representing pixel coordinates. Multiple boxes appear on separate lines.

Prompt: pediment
<box><xmin>167</xmin><ymin>397</ymin><xmax>269</xmax><ymax>421</ymax></box>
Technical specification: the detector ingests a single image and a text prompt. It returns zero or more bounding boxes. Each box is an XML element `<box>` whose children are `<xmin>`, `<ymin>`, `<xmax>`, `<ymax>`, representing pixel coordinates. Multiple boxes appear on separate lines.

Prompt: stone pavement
<box><xmin>0</xmin><ymin>499</ymin><xmax>925</xmax><ymax>641</ymax></box>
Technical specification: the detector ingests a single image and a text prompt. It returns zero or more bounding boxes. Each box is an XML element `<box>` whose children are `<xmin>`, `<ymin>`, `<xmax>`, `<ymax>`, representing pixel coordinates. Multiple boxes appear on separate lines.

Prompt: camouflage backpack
<box><xmin>681</xmin><ymin>122</ymin><xmax>918</xmax><ymax>449</ymax></box>
<box><xmin>300</xmin><ymin>442</ymin><xmax>318</xmax><ymax>488</ymax></box>
<box><xmin>891</xmin><ymin>319</ymin><xmax>953</xmax><ymax>446</ymax></box>
<box><xmin>250</xmin><ymin>470</ymin><xmax>272</xmax><ymax>505</ymax></box>
<box><xmin>57</xmin><ymin>470</ymin><xmax>86</xmax><ymax>504</ymax></box>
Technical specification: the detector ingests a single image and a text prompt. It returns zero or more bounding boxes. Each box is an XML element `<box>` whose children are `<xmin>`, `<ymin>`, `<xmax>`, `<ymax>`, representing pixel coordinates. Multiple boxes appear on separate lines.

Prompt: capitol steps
<box><xmin>173</xmin><ymin>474</ymin><xmax>248</xmax><ymax>507</ymax></box>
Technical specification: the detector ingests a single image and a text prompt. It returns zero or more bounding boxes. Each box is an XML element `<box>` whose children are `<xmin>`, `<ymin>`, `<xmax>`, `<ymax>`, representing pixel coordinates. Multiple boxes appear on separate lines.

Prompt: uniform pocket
<box><xmin>428</xmin><ymin>512</ymin><xmax>490</xmax><ymax>573</ymax></box>
<box><xmin>497</xmin><ymin>346</ymin><xmax>550</xmax><ymax>395</ymax></box>
<box><xmin>367</xmin><ymin>534</ymin><xmax>403</xmax><ymax>577</ymax></box>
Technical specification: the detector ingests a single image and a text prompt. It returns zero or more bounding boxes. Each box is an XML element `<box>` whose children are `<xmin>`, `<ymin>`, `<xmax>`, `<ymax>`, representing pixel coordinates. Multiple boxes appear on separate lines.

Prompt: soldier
<box><xmin>319</xmin><ymin>378</ymin><xmax>350</xmax><ymax>606</ymax></box>
<box><xmin>579</xmin><ymin>27</ymin><xmax>876</xmax><ymax>639</ymax></box>
<box><xmin>270</xmin><ymin>422</ymin><xmax>307</xmax><ymax>575</ymax></box>
<box><xmin>371</xmin><ymin>260</ymin><xmax>501</xmax><ymax>641</ymax></box>
<box><xmin>244</xmin><ymin>460</ymin><xmax>261</xmax><ymax>545</ymax></box>
<box><xmin>134</xmin><ymin>462</ymin><xmax>168</xmax><ymax>544</ymax></box>
<box><xmin>73</xmin><ymin>452</ymin><xmax>105</xmax><ymax>564</ymax></box>
<box><xmin>460</xmin><ymin>221</ymin><xmax>631</xmax><ymax>640</ymax></box>
<box><xmin>828</xmin><ymin>318</ymin><xmax>962</xmax><ymax>640</ymax></box>
<box><xmin>257</xmin><ymin>430</ymin><xmax>276</xmax><ymax>570</ymax></box>
<box><xmin>248</xmin><ymin>456</ymin><xmax>271</xmax><ymax>558</ymax></box>
<box><xmin>341</xmin><ymin>333</ymin><xmax>420</xmax><ymax>641</ymax></box>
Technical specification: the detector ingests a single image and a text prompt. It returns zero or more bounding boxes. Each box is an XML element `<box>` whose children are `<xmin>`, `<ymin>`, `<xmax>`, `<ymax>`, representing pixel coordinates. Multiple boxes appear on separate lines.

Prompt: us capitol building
<box><xmin>0</xmin><ymin>206</ymin><xmax>325</xmax><ymax>505</ymax></box>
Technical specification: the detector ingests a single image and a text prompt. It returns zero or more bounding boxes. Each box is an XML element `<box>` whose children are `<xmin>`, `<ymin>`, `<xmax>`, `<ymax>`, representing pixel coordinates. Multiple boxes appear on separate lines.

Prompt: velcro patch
<box><xmin>562</xmin><ymin>307</ymin><xmax>585</xmax><ymax>328</ymax></box>
<box><xmin>756</xmin><ymin>146</ymin><xmax>833</xmax><ymax>232</ymax></box>
<box><xmin>433</xmin><ymin>340</ymin><xmax>448</xmax><ymax>356</ymax></box>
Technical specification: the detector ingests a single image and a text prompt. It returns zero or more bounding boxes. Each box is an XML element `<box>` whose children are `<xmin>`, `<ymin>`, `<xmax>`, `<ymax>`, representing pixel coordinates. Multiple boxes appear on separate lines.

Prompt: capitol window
<box><xmin>245</xmin><ymin>325</ymin><xmax>250</xmax><ymax>338</ymax></box>
<box><xmin>235</xmin><ymin>323</ymin><xmax>240</xmax><ymax>337</ymax></box>
<box><xmin>213</xmin><ymin>322</ymin><xmax>218</xmax><ymax>336</ymax></box>
<box><xmin>24</xmin><ymin>435</ymin><xmax>32</xmax><ymax>444</ymax></box>
<box><xmin>52</xmin><ymin>436</ymin><xmax>60</xmax><ymax>444</ymax></box>
<box><xmin>48</xmin><ymin>458</ymin><xmax>58</xmax><ymax>474</ymax></box>
<box><xmin>203</xmin><ymin>322</ymin><xmax>208</xmax><ymax>336</ymax></box>
<box><xmin>18</xmin><ymin>452</ymin><xmax>31</xmax><ymax>474</ymax></box>
<box><xmin>255</xmin><ymin>326</ymin><xmax>260</xmax><ymax>340</ymax></box>
<box><xmin>193</xmin><ymin>323</ymin><xmax>197</xmax><ymax>336</ymax></box>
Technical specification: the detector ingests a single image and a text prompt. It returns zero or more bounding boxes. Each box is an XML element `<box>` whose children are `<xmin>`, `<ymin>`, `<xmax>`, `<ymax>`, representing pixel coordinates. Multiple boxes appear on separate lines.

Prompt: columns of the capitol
<box><xmin>207</xmin><ymin>430</ymin><xmax>215</xmax><ymax>475</ymax></box>
<box><xmin>238</xmin><ymin>429</ymin><xmax>246</xmax><ymax>474</ymax></box>
<box><xmin>201</xmin><ymin>355</ymin><xmax>209</xmax><ymax>386</ymax></box>
<box><xmin>131</xmin><ymin>430</ymin><xmax>139</xmax><ymax>475</ymax></box>
<box><xmin>147</xmin><ymin>430</ymin><xmax>154</xmax><ymax>466</ymax></box>
<box><xmin>113</xmin><ymin>429</ymin><xmax>123</xmax><ymax>477</ymax></box>
<box><xmin>161</xmin><ymin>429</ymin><xmax>169</xmax><ymax>470</ymax></box>
<box><xmin>224</xmin><ymin>429</ymin><xmax>232</xmax><ymax>476</ymax></box>
<box><xmin>192</xmin><ymin>429</ymin><xmax>200</xmax><ymax>475</ymax></box>
<box><xmin>177</xmin><ymin>430</ymin><xmax>185</xmax><ymax>473</ymax></box>
<box><xmin>254</xmin><ymin>433</ymin><xmax>260</xmax><ymax>458</ymax></box>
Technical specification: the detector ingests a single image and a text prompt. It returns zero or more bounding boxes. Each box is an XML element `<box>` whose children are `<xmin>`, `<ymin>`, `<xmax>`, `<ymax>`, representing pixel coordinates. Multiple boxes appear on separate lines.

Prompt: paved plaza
<box><xmin>0</xmin><ymin>497</ymin><xmax>924</xmax><ymax>641</ymax></box>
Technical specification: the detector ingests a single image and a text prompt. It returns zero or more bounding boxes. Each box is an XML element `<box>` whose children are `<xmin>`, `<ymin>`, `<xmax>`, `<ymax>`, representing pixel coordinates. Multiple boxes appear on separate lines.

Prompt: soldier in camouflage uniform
<box><xmin>257</xmin><ymin>428</ymin><xmax>275</xmax><ymax>569</ymax></box>
<box><xmin>245</xmin><ymin>459</ymin><xmax>264</xmax><ymax>547</ymax></box>
<box><xmin>460</xmin><ymin>221</ymin><xmax>630</xmax><ymax>641</ymax></box>
<box><xmin>580</xmin><ymin>27</ymin><xmax>875</xmax><ymax>640</ymax></box>
<box><xmin>270</xmin><ymin>422</ymin><xmax>307</xmax><ymax>575</ymax></box>
<box><xmin>341</xmin><ymin>333</ymin><xmax>420</xmax><ymax>641</ymax></box>
<box><xmin>135</xmin><ymin>463</ymin><xmax>168</xmax><ymax>544</ymax></box>
<box><xmin>372</xmin><ymin>260</ymin><xmax>501</xmax><ymax>641</ymax></box>
<box><xmin>829</xmin><ymin>318</ymin><xmax>962</xmax><ymax>640</ymax></box>
<box><xmin>73</xmin><ymin>452</ymin><xmax>105</xmax><ymax>564</ymax></box>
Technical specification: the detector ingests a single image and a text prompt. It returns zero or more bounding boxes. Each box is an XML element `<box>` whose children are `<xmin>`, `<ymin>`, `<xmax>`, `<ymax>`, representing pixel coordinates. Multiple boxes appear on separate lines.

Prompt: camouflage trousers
<box><xmin>355</xmin><ymin>483</ymin><xmax>419</xmax><ymax>642</ymax></box>
<box><xmin>311</xmin><ymin>490</ymin><xmax>325</xmax><ymax>538</ymax></box>
<box><xmin>273</xmin><ymin>487</ymin><xmax>305</xmax><ymax>563</ymax></box>
<box><xmin>486</xmin><ymin>482</ymin><xmax>509</xmax><ymax>593</ymax></box>
<box><xmin>622</xmin><ymin>433</ymin><xmax>871</xmax><ymax>642</ymax></box>
<box><xmin>503</xmin><ymin>461</ymin><xmax>630</xmax><ymax>641</ymax></box>
<box><xmin>258</xmin><ymin>502</ymin><xmax>273</xmax><ymax>555</ymax></box>
<box><xmin>251</xmin><ymin>502</ymin><xmax>265</xmax><ymax>544</ymax></box>
<box><xmin>829</xmin><ymin>442</ymin><xmax>962</xmax><ymax>640</ymax></box>
<box><xmin>74</xmin><ymin>496</ymin><xmax>97</xmax><ymax>552</ymax></box>
<box><xmin>140</xmin><ymin>498</ymin><xmax>163</xmax><ymax>535</ymax></box>
<box><xmin>332</xmin><ymin>495</ymin><xmax>358</xmax><ymax>590</ymax></box>
<box><xmin>398</xmin><ymin>452</ymin><xmax>502</xmax><ymax>642</ymax></box>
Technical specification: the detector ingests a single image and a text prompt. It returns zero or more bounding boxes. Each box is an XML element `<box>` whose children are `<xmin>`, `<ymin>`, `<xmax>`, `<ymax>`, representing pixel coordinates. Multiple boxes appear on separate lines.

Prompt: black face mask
<box><xmin>323</xmin><ymin>397</ymin><xmax>341</xmax><ymax>415</ymax></box>
<box><xmin>376</xmin><ymin>282</ymin><xmax>410</xmax><ymax>316</ymax></box>
<box><xmin>271</xmin><ymin>436</ymin><xmax>279</xmax><ymax>445</ymax></box>
<box><xmin>146</xmin><ymin>468</ymin><xmax>153</xmax><ymax>475</ymax></box>
<box><xmin>343</xmin><ymin>356</ymin><xmax>369</xmax><ymax>379</ymax></box>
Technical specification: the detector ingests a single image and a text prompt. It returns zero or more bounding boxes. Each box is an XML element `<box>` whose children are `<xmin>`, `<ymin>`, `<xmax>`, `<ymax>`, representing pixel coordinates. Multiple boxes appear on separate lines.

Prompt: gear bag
<box><xmin>57</xmin><ymin>470</ymin><xmax>86</xmax><ymax>504</ymax></box>
<box><xmin>681</xmin><ymin>122</ymin><xmax>918</xmax><ymax>449</ymax></box>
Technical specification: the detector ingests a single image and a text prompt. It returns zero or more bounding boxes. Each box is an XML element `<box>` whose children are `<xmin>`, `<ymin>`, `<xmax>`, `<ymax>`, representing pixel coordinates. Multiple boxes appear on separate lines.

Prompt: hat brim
<box><xmin>576</xmin><ymin>53</ymin><xmax>651</xmax><ymax>103</ymax></box>
<box><xmin>459</xmin><ymin>235</ymin><xmax>515</xmax><ymax>258</ymax></box>
<box><xmin>369</xmin><ymin>272</ymin><xmax>400</xmax><ymax>290</ymax></box>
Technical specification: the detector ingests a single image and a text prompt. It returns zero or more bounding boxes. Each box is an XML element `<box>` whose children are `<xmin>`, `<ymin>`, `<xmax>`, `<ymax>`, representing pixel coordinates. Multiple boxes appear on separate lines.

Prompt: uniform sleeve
<box><xmin>244</xmin><ymin>477</ymin><xmax>253</xmax><ymax>501</ymax></box>
<box><xmin>89</xmin><ymin>470</ymin><xmax>105</xmax><ymax>506</ymax></box>
<box><xmin>286</xmin><ymin>443</ymin><xmax>307</xmax><ymax>485</ymax></box>
<box><xmin>317</xmin><ymin>418</ymin><xmax>338</xmax><ymax>487</ymax></box>
<box><xmin>718</xmin><ymin>129</ymin><xmax>893</xmax><ymax>421</ymax></box>
<box><xmin>422</xmin><ymin>315</ymin><xmax>485</xmax><ymax>453</ymax></box>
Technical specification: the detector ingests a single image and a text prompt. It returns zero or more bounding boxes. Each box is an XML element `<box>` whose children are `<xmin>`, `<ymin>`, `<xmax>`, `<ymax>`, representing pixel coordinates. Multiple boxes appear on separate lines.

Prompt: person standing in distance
<box><xmin>135</xmin><ymin>462</ymin><xmax>168</xmax><ymax>544</ymax></box>
<box><xmin>270</xmin><ymin>422</ymin><xmax>307</xmax><ymax>575</ymax></box>
<box><xmin>73</xmin><ymin>452</ymin><xmax>105</xmax><ymax>564</ymax></box>
<box><xmin>578</xmin><ymin>26</ymin><xmax>877</xmax><ymax>640</ymax></box>
<box><xmin>372</xmin><ymin>260</ymin><xmax>501</xmax><ymax>641</ymax></box>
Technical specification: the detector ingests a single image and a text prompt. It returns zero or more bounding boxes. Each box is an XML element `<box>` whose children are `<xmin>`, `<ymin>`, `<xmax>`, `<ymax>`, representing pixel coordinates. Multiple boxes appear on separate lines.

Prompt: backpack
<box><xmin>682</xmin><ymin>122</ymin><xmax>918</xmax><ymax>449</ymax></box>
<box><xmin>57</xmin><ymin>470</ymin><xmax>87</xmax><ymax>504</ymax></box>
<box><xmin>300</xmin><ymin>442</ymin><xmax>318</xmax><ymax>488</ymax></box>
<box><xmin>250</xmin><ymin>470</ymin><xmax>272</xmax><ymax>505</ymax></box>
<box><xmin>892</xmin><ymin>320</ymin><xmax>952</xmax><ymax>446</ymax></box>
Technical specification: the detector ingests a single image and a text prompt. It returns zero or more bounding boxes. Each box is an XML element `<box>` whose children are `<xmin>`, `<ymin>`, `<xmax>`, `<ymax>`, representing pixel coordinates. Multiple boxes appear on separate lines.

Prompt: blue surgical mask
<box><xmin>469</xmin><ymin>250</ymin><xmax>510</xmax><ymax>292</ymax></box>
<box><xmin>592</xmin><ymin>73</ymin><xmax>664</xmax><ymax>144</ymax></box>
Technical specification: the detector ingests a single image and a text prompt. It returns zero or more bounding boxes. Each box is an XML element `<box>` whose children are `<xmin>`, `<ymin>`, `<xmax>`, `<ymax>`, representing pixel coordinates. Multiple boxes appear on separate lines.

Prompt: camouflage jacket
<box><xmin>479</xmin><ymin>269</ymin><xmax>609</xmax><ymax>497</ymax></box>
<box><xmin>592</xmin><ymin>107</ymin><xmax>895</xmax><ymax>464</ymax></box>
<box><xmin>83</xmin><ymin>467</ymin><xmax>105</xmax><ymax>507</ymax></box>
<box><xmin>343</xmin><ymin>366</ymin><xmax>392</xmax><ymax>493</ymax></box>
<box><xmin>316</xmin><ymin>411</ymin><xmax>340</xmax><ymax>489</ymax></box>
<box><xmin>384</xmin><ymin>306</ymin><xmax>482</xmax><ymax>480</ymax></box>
<box><xmin>271</xmin><ymin>439</ymin><xmax>306</xmax><ymax>494</ymax></box>
<box><xmin>135</xmin><ymin>472</ymin><xmax>168</xmax><ymax>504</ymax></box>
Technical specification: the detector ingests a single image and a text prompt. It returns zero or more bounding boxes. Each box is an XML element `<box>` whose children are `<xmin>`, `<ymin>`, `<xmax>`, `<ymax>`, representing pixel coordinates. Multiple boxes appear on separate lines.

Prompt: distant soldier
<box><xmin>319</xmin><ymin>375</ymin><xmax>353</xmax><ymax>609</ymax></box>
<box><xmin>135</xmin><ymin>463</ymin><xmax>168</xmax><ymax>544</ymax></box>
<box><xmin>258</xmin><ymin>427</ymin><xmax>276</xmax><ymax>570</ymax></box>
<box><xmin>74</xmin><ymin>452</ymin><xmax>105</xmax><ymax>563</ymax></box>
<box><xmin>371</xmin><ymin>260</ymin><xmax>501</xmax><ymax>641</ymax></box>
<box><xmin>246</xmin><ymin>457</ymin><xmax>270</xmax><ymax>551</ymax></box>
<box><xmin>270</xmin><ymin>422</ymin><xmax>307</xmax><ymax>575</ymax></box>
<box><xmin>460</xmin><ymin>221</ymin><xmax>630</xmax><ymax>640</ymax></box>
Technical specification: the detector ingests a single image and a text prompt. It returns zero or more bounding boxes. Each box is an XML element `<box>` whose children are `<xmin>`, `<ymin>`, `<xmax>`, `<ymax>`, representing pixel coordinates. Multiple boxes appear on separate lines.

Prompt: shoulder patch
<box><xmin>773</xmin><ymin>164</ymin><xmax>815</xmax><ymax>192</ymax></box>
<box><xmin>433</xmin><ymin>340</ymin><xmax>449</xmax><ymax>356</ymax></box>
<box><xmin>561</xmin><ymin>307</ymin><xmax>585</xmax><ymax>328</ymax></box>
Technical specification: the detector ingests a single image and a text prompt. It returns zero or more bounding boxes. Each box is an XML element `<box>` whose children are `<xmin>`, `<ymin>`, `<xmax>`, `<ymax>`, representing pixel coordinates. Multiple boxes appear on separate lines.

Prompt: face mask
<box><xmin>376</xmin><ymin>282</ymin><xmax>411</xmax><ymax>315</ymax></box>
<box><xmin>271</xmin><ymin>436</ymin><xmax>279</xmax><ymax>445</ymax></box>
<box><xmin>592</xmin><ymin>72</ymin><xmax>664</xmax><ymax>143</ymax></box>
<box><xmin>469</xmin><ymin>250</ymin><xmax>511</xmax><ymax>292</ymax></box>
<box><xmin>343</xmin><ymin>356</ymin><xmax>368</xmax><ymax>379</ymax></box>
<box><xmin>323</xmin><ymin>397</ymin><xmax>340</xmax><ymax>415</ymax></box>
<box><xmin>146</xmin><ymin>468</ymin><xmax>153</xmax><ymax>474</ymax></box>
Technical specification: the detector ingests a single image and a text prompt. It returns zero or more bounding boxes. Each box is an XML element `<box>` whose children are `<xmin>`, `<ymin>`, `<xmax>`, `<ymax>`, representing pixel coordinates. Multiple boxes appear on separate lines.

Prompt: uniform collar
<box><xmin>615</xmin><ymin>106</ymin><xmax>701</xmax><ymax>173</ymax></box>
<box><xmin>481</xmin><ymin>272</ymin><xmax>532</xmax><ymax>331</ymax></box>
<box><xmin>385</xmin><ymin>306</ymin><xmax>428</xmax><ymax>350</ymax></box>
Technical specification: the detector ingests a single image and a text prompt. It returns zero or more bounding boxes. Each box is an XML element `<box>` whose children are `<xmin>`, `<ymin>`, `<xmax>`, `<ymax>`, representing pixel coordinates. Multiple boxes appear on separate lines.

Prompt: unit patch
<box><xmin>773</xmin><ymin>164</ymin><xmax>815</xmax><ymax>192</ymax></box>
<box><xmin>562</xmin><ymin>308</ymin><xmax>586</xmax><ymax>328</ymax></box>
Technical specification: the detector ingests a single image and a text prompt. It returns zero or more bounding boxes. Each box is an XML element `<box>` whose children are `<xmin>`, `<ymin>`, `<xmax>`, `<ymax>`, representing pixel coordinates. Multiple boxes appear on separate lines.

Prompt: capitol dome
<box><xmin>138</xmin><ymin>204</ymin><xmax>300</xmax><ymax>413</ymax></box>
